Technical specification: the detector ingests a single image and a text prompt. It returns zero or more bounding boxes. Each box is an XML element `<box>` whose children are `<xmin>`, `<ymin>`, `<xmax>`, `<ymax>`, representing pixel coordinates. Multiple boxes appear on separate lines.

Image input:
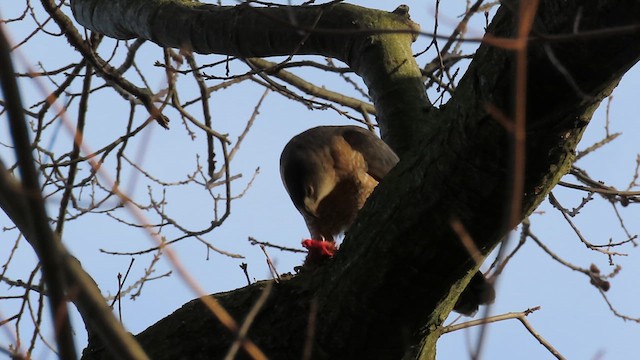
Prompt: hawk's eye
<box><xmin>305</xmin><ymin>184</ymin><xmax>315</xmax><ymax>199</ymax></box>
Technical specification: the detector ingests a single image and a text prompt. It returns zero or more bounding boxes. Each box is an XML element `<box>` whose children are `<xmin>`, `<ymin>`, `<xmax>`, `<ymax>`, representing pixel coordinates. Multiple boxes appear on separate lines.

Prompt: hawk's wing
<box><xmin>339</xmin><ymin>126</ymin><xmax>399</xmax><ymax>181</ymax></box>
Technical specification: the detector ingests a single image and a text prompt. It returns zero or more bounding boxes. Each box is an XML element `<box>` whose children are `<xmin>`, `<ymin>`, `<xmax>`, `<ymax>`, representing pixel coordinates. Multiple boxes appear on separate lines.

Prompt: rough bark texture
<box><xmin>67</xmin><ymin>1</ymin><xmax>640</xmax><ymax>359</ymax></box>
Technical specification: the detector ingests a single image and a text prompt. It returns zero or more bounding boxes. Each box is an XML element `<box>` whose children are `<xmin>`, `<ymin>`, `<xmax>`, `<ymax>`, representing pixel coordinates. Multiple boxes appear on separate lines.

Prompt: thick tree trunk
<box><xmin>68</xmin><ymin>1</ymin><xmax>640</xmax><ymax>359</ymax></box>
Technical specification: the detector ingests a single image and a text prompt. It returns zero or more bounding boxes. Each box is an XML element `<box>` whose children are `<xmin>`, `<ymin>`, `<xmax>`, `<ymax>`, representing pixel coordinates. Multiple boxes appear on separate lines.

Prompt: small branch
<box><xmin>0</xmin><ymin>23</ymin><xmax>77</xmax><ymax>360</ymax></box>
<box><xmin>110</xmin><ymin>258</ymin><xmax>135</xmax><ymax>308</ymax></box>
<box><xmin>595</xmin><ymin>284</ymin><xmax>640</xmax><ymax>323</ymax></box>
<box><xmin>441</xmin><ymin>306</ymin><xmax>541</xmax><ymax>334</ymax></box>
<box><xmin>42</xmin><ymin>0</ymin><xmax>169</xmax><ymax>128</ymax></box>
<box><xmin>488</xmin><ymin>220</ymin><xmax>528</xmax><ymax>278</ymax></box>
<box><xmin>248</xmin><ymin>236</ymin><xmax>306</xmax><ymax>253</ymax></box>
<box><xmin>302</xmin><ymin>299</ymin><xmax>318</xmax><ymax>360</ymax></box>
<box><xmin>240</xmin><ymin>263</ymin><xmax>251</xmax><ymax>286</ymax></box>
<box><xmin>526</xmin><ymin>226</ymin><xmax>612</xmax><ymax>293</ymax></box>
<box><xmin>549</xmin><ymin>193</ymin><xmax>629</xmax><ymax>256</ymax></box>
<box><xmin>223</xmin><ymin>282</ymin><xmax>273</xmax><ymax>360</ymax></box>
<box><xmin>558</xmin><ymin>181</ymin><xmax>640</xmax><ymax>199</ymax></box>
<box><xmin>441</xmin><ymin>306</ymin><xmax>566</xmax><ymax>360</ymax></box>
<box><xmin>246</xmin><ymin>58</ymin><xmax>376</xmax><ymax>115</ymax></box>
<box><xmin>260</xmin><ymin>245</ymin><xmax>281</xmax><ymax>282</ymax></box>
<box><xmin>517</xmin><ymin>313</ymin><xmax>567</xmax><ymax>360</ymax></box>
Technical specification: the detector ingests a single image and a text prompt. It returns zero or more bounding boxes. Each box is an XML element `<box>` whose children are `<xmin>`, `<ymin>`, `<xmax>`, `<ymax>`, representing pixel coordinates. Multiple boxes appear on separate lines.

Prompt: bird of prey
<box><xmin>280</xmin><ymin>125</ymin><xmax>494</xmax><ymax>315</ymax></box>
<box><xmin>280</xmin><ymin>125</ymin><xmax>399</xmax><ymax>252</ymax></box>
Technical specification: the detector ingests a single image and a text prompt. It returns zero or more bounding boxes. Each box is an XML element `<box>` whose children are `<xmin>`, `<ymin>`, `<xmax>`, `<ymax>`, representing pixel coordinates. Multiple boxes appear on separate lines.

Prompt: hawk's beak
<box><xmin>303</xmin><ymin>196</ymin><xmax>319</xmax><ymax>217</ymax></box>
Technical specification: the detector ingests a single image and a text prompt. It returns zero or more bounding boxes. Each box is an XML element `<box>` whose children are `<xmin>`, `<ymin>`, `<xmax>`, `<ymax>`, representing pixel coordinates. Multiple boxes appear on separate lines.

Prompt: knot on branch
<box><xmin>392</xmin><ymin>5</ymin><xmax>410</xmax><ymax>17</ymax></box>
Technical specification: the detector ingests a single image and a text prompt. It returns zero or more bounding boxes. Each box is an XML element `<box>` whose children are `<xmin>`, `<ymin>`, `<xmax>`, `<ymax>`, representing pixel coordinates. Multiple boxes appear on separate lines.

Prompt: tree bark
<box><xmin>68</xmin><ymin>1</ymin><xmax>640</xmax><ymax>359</ymax></box>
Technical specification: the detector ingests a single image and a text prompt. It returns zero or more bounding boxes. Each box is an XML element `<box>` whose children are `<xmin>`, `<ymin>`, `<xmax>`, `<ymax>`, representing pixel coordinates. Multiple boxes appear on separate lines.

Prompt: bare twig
<box><xmin>549</xmin><ymin>192</ymin><xmax>629</xmax><ymax>256</ymax></box>
<box><xmin>248</xmin><ymin>236</ymin><xmax>306</xmax><ymax>253</ymax></box>
<box><xmin>260</xmin><ymin>245</ymin><xmax>281</xmax><ymax>282</ymax></box>
<box><xmin>246</xmin><ymin>58</ymin><xmax>375</xmax><ymax>115</ymax></box>
<box><xmin>223</xmin><ymin>282</ymin><xmax>273</xmax><ymax>360</ymax></box>
<box><xmin>0</xmin><ymin>23</ymin><xmax>77</xmax><ymax>359</ymax></box>
<box><xmin>240</xmin><ymin>263</ymin><xmax>251</xmax><ymax>286</ymax></box>
<box><xmin>441</xmin><ymin>306</ymin><xmax>566</xmax><ymax>360</ymax></box>
<box><xmin>302</xmin><ymin>298</ymin><xmax>318</xmax><ymax>360</ymax></box>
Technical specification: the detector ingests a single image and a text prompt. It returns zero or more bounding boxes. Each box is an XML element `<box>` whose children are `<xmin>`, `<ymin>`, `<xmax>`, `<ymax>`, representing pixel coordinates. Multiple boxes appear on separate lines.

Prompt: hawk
<box><xmin>280</xmin><ymin>125</ymin><xmax>398</xmax><ymax>245</ymax></box>
<box><xmin>280</xmin><ymin>125</ymin><xmax>494</xmax><ymax>315</ymax></box>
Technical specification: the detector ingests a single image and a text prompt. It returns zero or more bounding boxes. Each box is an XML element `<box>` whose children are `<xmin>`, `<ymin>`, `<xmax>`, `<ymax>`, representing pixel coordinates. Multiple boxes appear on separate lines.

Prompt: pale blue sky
<box><xmin>1</xmin><ymin>2</ymin><xmax>639</xmax><ymax>359</ymax></box>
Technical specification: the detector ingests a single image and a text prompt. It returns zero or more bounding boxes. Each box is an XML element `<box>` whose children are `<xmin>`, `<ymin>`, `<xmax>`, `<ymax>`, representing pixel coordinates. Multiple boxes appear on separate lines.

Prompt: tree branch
<box><xmin>245</xmin><ymin>57</ymin><xmax>376</xmax><ymax>116</ymax></box>
<box><xmin>68</xmin><ymin>1</ymin><xmax>640</xmax><ymax>359</ymax></box>
<box><xmin>0</xmin><ymin>33</ymin><xmax>150</xmax><ymax>360</ymax></box>
<box><xmin>0</xmin><ymin>23</ymin><xmax>78</xmax><ymax>360</ymax></box>
<box><xmin>69</xmin><ymin>0</ymin><xmax>427</xmax><ymax>154</ymax></box>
